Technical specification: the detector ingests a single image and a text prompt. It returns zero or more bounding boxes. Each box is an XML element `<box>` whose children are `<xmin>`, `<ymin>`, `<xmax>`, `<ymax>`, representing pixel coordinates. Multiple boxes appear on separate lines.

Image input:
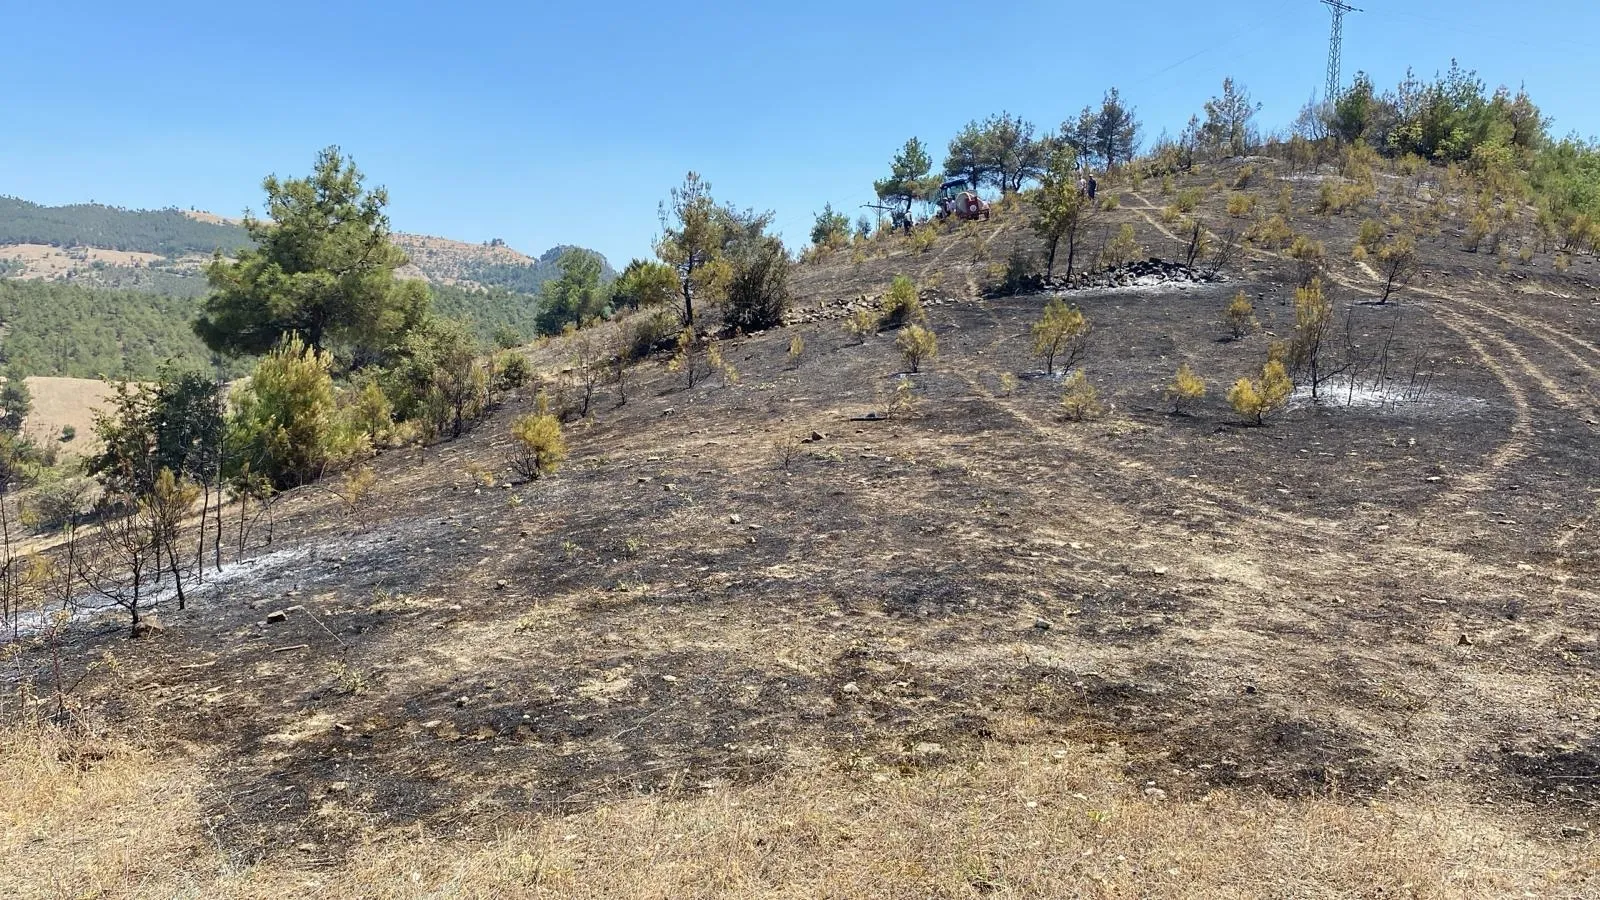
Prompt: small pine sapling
<box><xmin>895</xmin><ymin>324</ymin><xmax>938</xmax><ymax>373</ymax></box>
<box><xmin>886</xmin><ymin>376</ymin><xmax>918</xmax><ymax>419</ymax></box>
<box><xmin>1375</xmin><ymin>234</ymin><xmax>1418</xmax><ymax>304</ymax></box>
<box><xmin>879</xmin><ymin>275</ymin><xmax>926</xmax><ymax>328</ymax></box>
<box><xmin>1224</xmin><ymin>291</ymin><xmax>1258</xmax><ymax>339</ymax></box>
<box><xmin>667</xmin><ymin>327</ymin><xmax>700</xmax><ymax>387</ymax></box>
<box><xmin>787</xmin><ymin>334</ymin><xmax>805</xmax><ymax>368</ymax></box>
<box><xmin>509</xmin><ymin>399</ymin><xmax>567</xmax><ymax>480</ymax></box>
<box><xmin>1031</xmin><ymin>297</ymin><xmax>1090</xmax><ymax>374</ymax></box>
<box><xmin>1167</xmin><ymin>363</ymin><xmax>1205</xmax><ymax>415</ymax></box>
<box><xmin>1060</xmin><ymin>370</ymin><xmax>1104</xmax><ymax>421</ymax></box>
<box><xmin>844</xmin><ymin>307</ymin><xmax>878</xmax><ymax>342</ymax></box>
<box><xmin>706</xmin><ymin>337</ymin><xmax>739</xmax><ymax>385</ymax></box>
<box><xmin>1227</xmin><ymin>357</ymin><xmax>1293</xmax><ymax>425</ymax></box>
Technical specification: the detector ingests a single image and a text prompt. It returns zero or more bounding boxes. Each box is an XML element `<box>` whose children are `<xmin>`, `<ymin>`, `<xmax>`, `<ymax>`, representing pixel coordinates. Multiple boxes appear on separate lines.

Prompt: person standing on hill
<box><xmin>1087</xmin><ymin>173</ymin><xmax>1098</xmax><ymax>200</ymax></box>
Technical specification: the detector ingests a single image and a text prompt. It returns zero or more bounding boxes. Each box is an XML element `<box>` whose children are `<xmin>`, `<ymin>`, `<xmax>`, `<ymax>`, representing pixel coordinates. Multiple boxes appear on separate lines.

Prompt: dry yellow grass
<box><xmin>22</xmin><ymin>376</ymin><xmax>118</xmax><ymax>454</ymax></box>
<box><xmin>0</xmin><ymin>244</ymin><xmax>165</xmax><ymax>279</ymax></box>
<box><xmin>1</xmin><ymin>721</ymin><xmax>1591</xmax><ymax>899</ymax></box>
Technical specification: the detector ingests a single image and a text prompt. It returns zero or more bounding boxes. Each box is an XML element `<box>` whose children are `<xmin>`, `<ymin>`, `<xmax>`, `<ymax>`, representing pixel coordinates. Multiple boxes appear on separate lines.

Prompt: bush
<box><xmin>1313</xmin><ymin>180</ymin><xmax>1374</xmax><ymax>216</ymax></box>
<box><xmin>58</xmin><ymin>425</ymin><xmax>75</xmax><ymax>443</ymax></box>
<box><xmin>1465</xmin><ymin>213</ymin><xmax>1492</xmax><ymax>252</ymax></box>
<box><xmin>228</xmin><ymin>335</ymin><xmax>352</xmax><ymax>489</ymax></box>
<box><xmin>1226</xmin><ymin>193</ymin><xmax>1256</xmax><ymax>217</ymax></box>
<box><xmin>1099</xmin><ymin>194</ymin><xmax>1120</xmax><ymax>211</ymax></box>
<box><xmin>787</xmin><ymin>334</ymin><xmax>805</xmax><ymax>367</ymax></box>
<box><xmin>885</xmin><ymin>376</ymin><xmax>917</xmax><ymax>419</ymax></box>
<box><xmin>1174</xmin><ymin>188</ymin><xmax>1204</xmax><ymax>213</ymax></box>
<box><xmin>492</xmin><ymin>351</ymin><xmax>532</xmax><ymax>391</ymax></box>
<box><xmin>21</xmin><ymin>475</ymin><xmax>96</xmax><ymax>532</ymax></box>
<box><xmin>895</xmin><ymin>324</ymin><xmax>938</xmax><ymax>373</ymax></box>
<box><xmin>1060</xmin><ymin>370</ymin><xmax>1103</xmax><ymax>421</ymax></box>
<box><xmin>910</xmin><ymin>223</ymin><xmax>938</xmax><ymax>253</ymax></box>
<box><xmin>879</xmin><ymin>275</ymin><xmax>925</xmax><ymax>328</ymax></box>
<box><xmin>343</xmin><ymin>378</ymin><xmax>394</xmax><ymax>444</ymax></box>
<box><xmin>1160</xmin><ymin>205</ymin><xmax>1183</xmax><ymax>225</ymax></box>
<box><xmin>492</xmin><ymin>325</ymin><xmax>524</xmax><ymax>350</ymax></box>
<box><xmin>1233</xmin><ymin>165</ymin><xmax>1258</xmax><ymax>189</ymax></box>
<box><xmin>1001</xmin><ymin>249</ymin><xmax>1036</xmax><ymax>294</ymax></box>
<box><xmin>1167</xmin><ymin>363</ymin><xmax>1205</xmax><ymax>414</ymax></box>
<box><xmin>844</xmin><ymin>307</ymin><xmax>878</xmax><ymax>342</ymax></box>
<box><xmin>1357</xmin><ymin>219</ymin><xmax>1386</xmax><ymax>252</ymax></box>
<box><xmin>1099</xmin><ymin>224</ymin><xmax>1143</xmax><ymax>269</ymax></box>
<box><xmin>1555</xmin><ymin>252</ymin><xmax>1572</xmax><ymax>272</ymax></box>
<box><xmin>1032</xmin><ymin>297</ymin><xmax>1090</xmax><ymax>374</ymax></box>
<box><xmin>1160</xmin><ymin>175</ymin><xmax>1175</xmax><ymax>195</ymax></box>
<box><xmin>1227</xmin><ymin>358</ymin><xmax>1292</xmax><ymax>425</ymax></box>
<box><xmin>508</xmin><ymin>401</ymin><xmax>566</xmax><ymax>480</ymax></box>
<box><xmin>623</xmin><ymin>309</ymin><xmax>680</xmax><ymax>360</ymax></box>
<box><xmin>1287</xmin><ymin>235</ymin><xmax>1326</xmax><ymax>285</ymax></box>
<box><xmin>724</xmin><ymin>237</ymin><xmax>791</xmax><ymax>332</ymax></box>
<box><xmin>1246</xmin><ymin>215</ymin><xmax>1293</xmax><ymax>249</ymax></box>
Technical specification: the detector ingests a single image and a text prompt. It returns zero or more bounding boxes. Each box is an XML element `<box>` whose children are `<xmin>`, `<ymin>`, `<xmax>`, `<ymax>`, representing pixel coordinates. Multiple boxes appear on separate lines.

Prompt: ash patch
<box><xmin>1501</xmin><ymin>738</ymin><xmax>1600</xmax><ymax>810</ymax></box>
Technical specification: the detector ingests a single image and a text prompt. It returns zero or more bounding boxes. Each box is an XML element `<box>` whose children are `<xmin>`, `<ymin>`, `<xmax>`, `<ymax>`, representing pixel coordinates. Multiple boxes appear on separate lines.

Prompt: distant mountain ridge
<box><xmin>0</xmin><ymin>194</ymin><xmax>615</xmax><ymax>379</ymax></box>
<box><xmin>0</xmin><ymin>195</ymin><xmax>611</xmax><ymax>294</ymax></box>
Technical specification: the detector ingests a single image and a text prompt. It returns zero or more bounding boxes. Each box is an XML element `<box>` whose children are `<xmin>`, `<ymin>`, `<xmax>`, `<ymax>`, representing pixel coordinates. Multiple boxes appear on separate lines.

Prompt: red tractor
<box><xmin>934</xmin><ymin>178</ymin><xmax>991</xmax><ymax>222</ymax></box>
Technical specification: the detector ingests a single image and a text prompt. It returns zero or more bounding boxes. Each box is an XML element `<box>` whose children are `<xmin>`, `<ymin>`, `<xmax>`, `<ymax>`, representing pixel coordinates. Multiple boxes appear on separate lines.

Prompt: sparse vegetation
<box><xmin>1375</xmin><ymin>235</ymin><xmax>1419</xmax><ymax>304</ymax></box>
<box><xmin>1098</xmin><ymin>223</ymin><xmax>1143</xmax><ymax>269</ymax></box>
<box><xmin>1224</xmin><ymin>290</ymin><xmax>1258</xmax><ymax>339</ymax></box>
<box><xmin>879</xmin><ymin>275</ymin><xmax>925</xmax><ymax>328</ymax></box>
<box><xmin>1228</xmin><ymin>355</ymin><xmax>1292</xmax><ymax>425</ymax></box>
<box><xmin>1059</xmin><ymin>370</ymin><xmax>1103</xmax><ymax>421</ymax></box>
<box><xmin>508</xmin><ymin>396</ymin><xmax>566</xmax><ymax>480</ymax></box>
<box><xmin>895</xmin><ymin>325</ymin><xmax>938</xmax><ymax>373</ymax></box>
<box><xmin>1031</xmin><ymin>298</ymin><xmax>1091</xmax><ymax>374</ymax></box>
<box><xmin>1167</xmin><ymin>363</ymin><xmax>1205</xmax><ymax>414</ymax></box>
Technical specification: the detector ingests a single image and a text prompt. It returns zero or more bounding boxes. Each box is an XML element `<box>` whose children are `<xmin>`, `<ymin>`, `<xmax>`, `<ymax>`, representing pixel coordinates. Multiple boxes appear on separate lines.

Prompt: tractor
<box><xmin>934</xmin><ymin>178</ymin><xmax>991</xmax><ymax>222</ymax></box>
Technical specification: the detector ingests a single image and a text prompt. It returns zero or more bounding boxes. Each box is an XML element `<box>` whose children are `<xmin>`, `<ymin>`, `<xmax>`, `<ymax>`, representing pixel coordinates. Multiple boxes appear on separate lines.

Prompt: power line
<box><xmin>1321</xmin><ymin>0</ymin><xmax>1362</xmax><ymax>103</ymax></box>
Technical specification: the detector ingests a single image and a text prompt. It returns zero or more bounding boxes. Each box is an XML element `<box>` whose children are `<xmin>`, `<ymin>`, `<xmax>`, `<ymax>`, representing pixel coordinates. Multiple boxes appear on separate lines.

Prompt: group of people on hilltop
<box><xmin>1077</xmin><ymin>172</ymin><xmax>1098</xmax><ymax>200</ymax></box>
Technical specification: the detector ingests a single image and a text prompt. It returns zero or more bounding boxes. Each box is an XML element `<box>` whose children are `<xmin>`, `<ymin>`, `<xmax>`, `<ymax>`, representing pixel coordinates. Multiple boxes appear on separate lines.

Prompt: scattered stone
<box><xmin>1457</xmin><ymin>634</ymin><xmax>1474</xmax><ymax>647</ymax></box>
<box><xmin>495</xmin><ymin>579</ymin><xmax>508</xmax><ymax>590</ymax></box>
<box><xmin>729</xmin><ymin>514</ymin><xmax>742</xmax><ymax>524</ymax></box>
<box><xmin>265</xmin><ymin>610</ymin><xmax>288</xmax><ymax>624</ymax></box>
<box><xmin>1033</xmin><ymin>619</ymin><xmax>1052</xmax><ymax>631</ymax></box>
<box><xmin>913</xmin><ymin>742</ymin><xmax>945</xmax><ymax>756</ymax></box>
<box><xmin>840</xmin><ymin>682</ymin><xmax>860</xmax><ymax>695</ymax></box>
<box><xmin>810</xmin><ymin>430</ymin><xmax>827</xmax><ymax>442</ymax></box>
<box><xmin>327</xmin><ymin>782</ymin><xmax>349</xmax><ymax>793</ymax></box>
<box><xmin>1144</xmin><ymin>787</ymin><xmax>1167</xmax><ymax>800</ymax></box>
<box><xmin>1561</xmin><ymin>826</ymin><xmax>1589</xmax><ymax>838</ymax></box>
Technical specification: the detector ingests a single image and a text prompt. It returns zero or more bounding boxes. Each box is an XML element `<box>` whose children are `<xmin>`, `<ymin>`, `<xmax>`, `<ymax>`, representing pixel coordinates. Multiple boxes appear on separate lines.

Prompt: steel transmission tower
<box><xmin>1321</xmin><ymin>0</ymin><xmax>1361</xmax><ymax>104</ymax></box>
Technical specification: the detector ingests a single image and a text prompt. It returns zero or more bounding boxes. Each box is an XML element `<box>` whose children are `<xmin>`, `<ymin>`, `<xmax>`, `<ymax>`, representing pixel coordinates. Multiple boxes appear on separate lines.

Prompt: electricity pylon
<box><xmin>1322</xmin><ymin>0</ymin><xmax>1361</xmax><ymax>104</ymax></box>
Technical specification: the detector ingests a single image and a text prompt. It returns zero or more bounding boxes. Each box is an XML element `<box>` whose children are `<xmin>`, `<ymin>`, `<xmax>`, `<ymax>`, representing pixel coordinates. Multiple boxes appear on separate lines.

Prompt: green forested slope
<box><xmin>0</xmin><ymin>197</ymin><xmax>251</xmax><ymax>255</ymax></box>
<box><xmin>0</xmin><ymin>279</ymin><xmax>244</xmax><ymax>378</ymax></box>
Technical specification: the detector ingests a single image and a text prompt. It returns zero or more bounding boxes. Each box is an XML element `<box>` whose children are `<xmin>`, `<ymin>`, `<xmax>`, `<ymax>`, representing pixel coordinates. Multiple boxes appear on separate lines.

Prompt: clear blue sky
<box><xmin>3</xmin><ymin>1</ymin><xmax>1596</xmax><ymax>266</ymax></box>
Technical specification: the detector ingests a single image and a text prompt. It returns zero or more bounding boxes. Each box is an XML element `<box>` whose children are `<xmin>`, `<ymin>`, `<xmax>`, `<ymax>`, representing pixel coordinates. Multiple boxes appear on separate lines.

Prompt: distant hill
<box><xmin>0</xmin><ymin>197</ymin><xmax>609</xmax><ymax>293</ymax></box>
<box><xmin>0</xmin><ymin>196</ymin><xmax>252</xmax><ymax>256</ymax></box>
<box><xmin>0</xmin><ymin>194</ymin><xmax>614</xmax><ymax>377</ymax></box>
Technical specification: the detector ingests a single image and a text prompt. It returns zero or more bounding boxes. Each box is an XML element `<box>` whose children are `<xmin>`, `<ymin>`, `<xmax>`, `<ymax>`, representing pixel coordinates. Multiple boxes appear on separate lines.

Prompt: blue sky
<box><xmin>3</xmin><ymin>1</ymin><xmax>1596</xmax><ymax>266</ymax></box>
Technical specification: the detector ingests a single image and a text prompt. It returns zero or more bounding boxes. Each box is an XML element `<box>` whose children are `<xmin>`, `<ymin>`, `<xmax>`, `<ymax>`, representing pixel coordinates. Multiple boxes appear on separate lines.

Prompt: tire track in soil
<box><xmin>953</xmin><ymin>294</ymin><xmax>1348</xmax><ymax>545</ymax></box>
<box><xmin>1126</xmin><ymin>194</ymin><xmax>1554</xmax><ymax>523</ymax></box>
